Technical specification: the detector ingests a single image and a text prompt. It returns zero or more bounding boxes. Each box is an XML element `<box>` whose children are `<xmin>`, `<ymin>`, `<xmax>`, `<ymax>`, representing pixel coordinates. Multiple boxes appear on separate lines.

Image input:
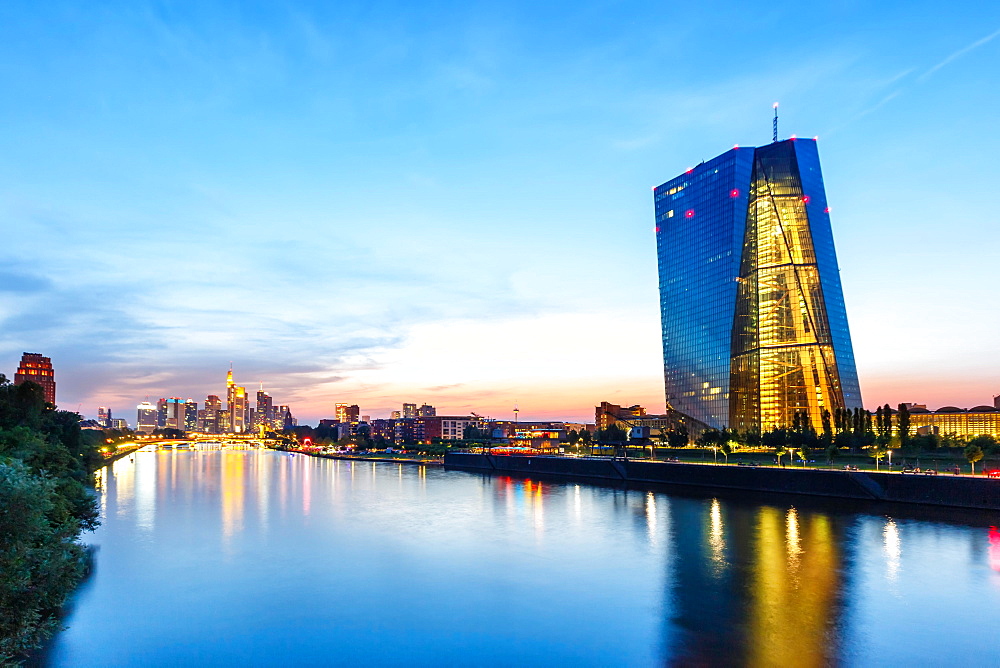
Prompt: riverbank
<box><xmin>97</xmin><ymin>444</ymin><xmax>142</xmax><ymax>468</ymax></box>
<box><xmin>444</xmin><ymin>453</ymin><xmax>1000</xmax><ymax>510</ymax></box>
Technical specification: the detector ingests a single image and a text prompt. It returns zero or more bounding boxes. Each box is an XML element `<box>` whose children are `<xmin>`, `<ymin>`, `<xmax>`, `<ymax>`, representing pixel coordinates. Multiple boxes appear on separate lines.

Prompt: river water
<box><xmin>43</xmin><ymin>447</ymin><xmax>1000</xmax><ymax>666</ymax></box>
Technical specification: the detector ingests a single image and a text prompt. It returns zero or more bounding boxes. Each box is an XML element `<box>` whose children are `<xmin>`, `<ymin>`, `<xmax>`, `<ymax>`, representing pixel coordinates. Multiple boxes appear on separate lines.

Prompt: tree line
<box><xmin>0</xmin><ymin>376</ymin><xmax>106</xmax><ymax>662</ymax></box>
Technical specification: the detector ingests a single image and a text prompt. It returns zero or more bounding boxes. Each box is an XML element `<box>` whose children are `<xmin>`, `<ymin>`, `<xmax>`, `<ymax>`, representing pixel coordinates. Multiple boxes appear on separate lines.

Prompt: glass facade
<box><xmin>654</xmin><ymin>139</ymin><xmax>861</xmax><ymax>431</ymax></box>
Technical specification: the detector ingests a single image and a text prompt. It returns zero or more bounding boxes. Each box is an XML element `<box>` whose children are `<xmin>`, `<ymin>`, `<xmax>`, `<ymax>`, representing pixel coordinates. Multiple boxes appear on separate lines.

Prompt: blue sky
<box><xmin>2</xmin><ymin>1</ymin><xmax>998</xmax><ymax>424</ymax></box>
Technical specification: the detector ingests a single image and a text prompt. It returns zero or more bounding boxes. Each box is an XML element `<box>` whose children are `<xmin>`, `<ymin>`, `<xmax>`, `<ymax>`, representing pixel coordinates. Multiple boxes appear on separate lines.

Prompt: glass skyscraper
<box><xmin>654</xmin><ymin>138</ymin><xmax>861</xmax><ymax>431</ymax></box>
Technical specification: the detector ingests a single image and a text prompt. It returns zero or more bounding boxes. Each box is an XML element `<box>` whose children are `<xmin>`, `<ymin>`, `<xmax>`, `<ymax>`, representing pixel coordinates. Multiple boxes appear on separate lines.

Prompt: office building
<box><xmin>13</xmin><ymin>352</ymin><xmax>56</xmax><ymax>404</ymax></box>
<box><xmin>335</xmin><ymin>403</ymin><xmax>360</xmax><ymax>424</ymax></box>
<box><xmin>137</xmin><ymin>401</ymin><xmax>157</xmax><ymax>434</ymax></box>
<box><xmin>226</xmin><ymin>367</ymin><xmax>248</xmax><ymax>433</ymax></box>
<box><xmin>110</xmin><ymin>418</ymin><xmax>128</xmax><ymax>430</ymax></box>
<box><xmin>203</xmin><ymin>395</ymin><xmax>222</xmax><ymax>434</ymax></box>
<box><xmin>402</xmin><ymin>403</ymin><xmax>418</xmax><ymax>419</ymax></box>
<box><xmin>156</xmin><ymin>398</ymin><xmax>168</xmax><ymax>427</ymax></box>
<box><xmin>97</xmin><ymin>406</ymin><xmax>112</xmax><ymax>428</ymax></box>
<box><xmin>418</xmin><ymin>404</ymin><xmax>436</xmax><ymax>417</ymax></box>
<box><xmin>654</xmin><ymin>138</ymin><xmax>862</xmax><ymax>431</ymax></box>
<box><xmin>164</xmin><ymin>397</ymin><xmax>185</xmax><ymax>430</ymax></box>
<box><xmin>184</xmin><ymin>399</ymin><xmax>198</xmax><ymax>431</ymax></box>
<box><xmin>256</xmin><ymin>389</ymin><xmax>273</xmax><ymax>429</ymax></box>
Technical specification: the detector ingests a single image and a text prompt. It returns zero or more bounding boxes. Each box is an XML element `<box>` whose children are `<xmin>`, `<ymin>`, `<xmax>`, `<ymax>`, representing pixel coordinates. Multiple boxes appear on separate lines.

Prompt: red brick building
<box><xmin>14</xmin><ymin>352</ymin><xmax>56</xmax><ymax>404</ymax></box>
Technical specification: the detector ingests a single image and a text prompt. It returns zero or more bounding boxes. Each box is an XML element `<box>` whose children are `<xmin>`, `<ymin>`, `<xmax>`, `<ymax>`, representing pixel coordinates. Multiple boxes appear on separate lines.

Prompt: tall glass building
<box><xmin>653</xmin><ymin>138</ymin><xmax>861</xmax><ymax>431</ymax></box>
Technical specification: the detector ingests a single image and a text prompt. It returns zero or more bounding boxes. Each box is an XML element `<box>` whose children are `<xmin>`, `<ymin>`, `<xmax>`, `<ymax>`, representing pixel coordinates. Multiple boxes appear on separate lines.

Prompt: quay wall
<box><xmin>443</xmin><ymin>453</ymin><xmax>1000</xmax><ymax>511</ymax></box>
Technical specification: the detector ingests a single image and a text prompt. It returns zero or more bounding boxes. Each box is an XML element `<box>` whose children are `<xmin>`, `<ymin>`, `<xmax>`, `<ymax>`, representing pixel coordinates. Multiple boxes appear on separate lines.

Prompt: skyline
<box><xmin>3</xmin><ymin>2</ymin><xmax>999</xmax><ymax>424</ymax></box>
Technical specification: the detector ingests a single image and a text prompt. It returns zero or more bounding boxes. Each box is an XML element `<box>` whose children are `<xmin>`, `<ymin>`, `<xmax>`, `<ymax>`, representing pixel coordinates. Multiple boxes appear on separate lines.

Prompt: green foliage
<box><xmin>0</xmin><ymin>462</ymin><xmax>88</xmax><ymax>661</ymax></box>
<box><xmin>896</xmin><ymin>403</ymin><xmax>911</xmax><ymax>444</ymax></box>
<box><xmin>0</xmin><ymin>375</ymin><xmax>101</xmax><ymax>661</ymax></box>
<box><xmin>964</xmin><ymin>444</ymin><xmax>984</xmax><ymax>474</ymax></box>
<box><xmin>968</xmin><ymin>434</ymin><xmax>999</xmax><ymax>455</ymax></box>
<box><xmin>666</xmin><ymin>426</ymin><xmax>689</xmax><ymax>448</ymax></box>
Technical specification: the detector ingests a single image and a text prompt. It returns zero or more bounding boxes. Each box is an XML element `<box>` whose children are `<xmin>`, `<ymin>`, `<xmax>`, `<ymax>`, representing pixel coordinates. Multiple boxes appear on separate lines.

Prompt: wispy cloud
<box><xmin>918</xmin><ymin>27</ymin><xmax>1000</xmax><ymax>82</ymax></box>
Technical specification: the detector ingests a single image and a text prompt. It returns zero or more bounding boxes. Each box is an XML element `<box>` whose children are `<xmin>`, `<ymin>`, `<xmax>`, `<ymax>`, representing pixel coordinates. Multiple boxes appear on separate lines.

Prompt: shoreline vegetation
<box><xmin>0</xmin><ymin>376</ymin><xmax>106</xmax><ymax>664</ymax></box>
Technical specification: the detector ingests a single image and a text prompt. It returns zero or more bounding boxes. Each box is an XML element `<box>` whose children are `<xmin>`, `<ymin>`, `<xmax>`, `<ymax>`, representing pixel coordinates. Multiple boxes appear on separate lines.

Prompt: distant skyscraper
<box><xmin>156</xmin><ymin>398</ymin><xmax>167</xmax><ymax>428</ymax></box>
<box><xmin>110</xmin><ymin>418</ymin><xmax>128</xmax><ymax>430</ymax></box>
<box><xmin>204</xmin><ymin>394</ymin><xmax>222</xmax><ymax>434</ymax></box>
<box><xmin>402</xmin><ymin>403</ymin><xmax>418</xmax><ymax>419</ymax></box>
<box><xmin>97</xmin><ymin>406</ymin><xmax>112</xmax><ymax>428</ymax></box>
<box><xmin>13</xmin><ymin>352</ymin><xmax>56</xmax><ymax>404</ymax></box>
<box><xmin>226</xmin><ymin>366</ymin><xmax>248</xmax><ymax>433</ymax></box>
<box><xmin>335</xmin><ymin>403</ymin><xmax>360</xmax><ymax>423</ymax></box>
<box><xmin>273</xmin><ymin>405</ymin><xmax>290</xmax><ymax>430</ymax></box>
<box><xmin>418</xmin><ymin>404</ymin><xmax>436</xmax><ymax>417</ymax></box>
<box><xmin>136</xmin><ymin>401</ymin><xmax>157</xmax><ymax>434</ymax></box>
<box><xmin>256</xmin><ymin>388</ymin><xmax>273</xmax><ymax>430</ymax></box>
<box><xmin>184</xmin><ymin>399</ymin><xmax>198</xmax><ymax>431</ymax></box>
<box><xmin>654</xmin><ymin>138</ymin><xmax>862</xmax><ymax>431</ymax></box>
<box><xmin>164</xmin><ymin>397</ymin><xmax>185</xmax><ymax>430</ymax></box>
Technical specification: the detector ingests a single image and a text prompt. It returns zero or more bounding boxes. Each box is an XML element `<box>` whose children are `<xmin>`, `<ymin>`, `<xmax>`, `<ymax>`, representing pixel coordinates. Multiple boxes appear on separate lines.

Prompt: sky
<box><xmin>1</xmin><ymin>1</ymin><xmax>999</xmax><ymax>425</ymax></box>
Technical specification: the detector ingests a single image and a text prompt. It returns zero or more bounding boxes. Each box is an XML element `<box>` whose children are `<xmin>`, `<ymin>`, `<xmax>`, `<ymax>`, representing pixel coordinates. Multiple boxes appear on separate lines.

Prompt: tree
<box><xmin>820</xmin><ymin>409</ymin><xmax>833</xmax><ymax>449</ymax></box>
<box><xmin>965</xmin><ymin>444</ymin><xmax>984</xmax><ymax>475</ymax></box>
<box><xmin>896</xmin><ymin>403</ymin><xmax>911</xmax><ymax>446</ymax></box>
<box><xmin>666</xmin><ymin>426</ymin><xmax>689</xmax><ymax>448</ymax></box>
<box><xmin>0</xmin><ymin>375</ymin><xmax>101</xmax><ymax>661</ymax></box>
<box><xmin>719</xmin><ymin>439</ymin><xmax>732</xmax><ymax>464</ymax></box>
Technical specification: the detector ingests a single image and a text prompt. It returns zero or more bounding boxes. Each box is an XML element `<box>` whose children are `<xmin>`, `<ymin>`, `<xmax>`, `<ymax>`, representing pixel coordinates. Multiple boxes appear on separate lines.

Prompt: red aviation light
<box><xmin>824</xmin><ymin>207</ymin><xmax>831</xmax><ymax>214</ymax></box>
<box><xmin>802</xmin><ymin>195</ymin><xmax>811</xmax><ymax>204</ymax></box>
<box><xmin>685</xmin><ymin>209</ymin><xmax>695</xmax><ymax>218</ymax></box>
<box><xmin>730</xmin><ymin>189</ymin><xmax>740</xmax><ymax>198</ymax></box>
<box><xmin>655</xmin><ymin>226</ymin><xmax>661</xmax><ymax>233</ymax></box>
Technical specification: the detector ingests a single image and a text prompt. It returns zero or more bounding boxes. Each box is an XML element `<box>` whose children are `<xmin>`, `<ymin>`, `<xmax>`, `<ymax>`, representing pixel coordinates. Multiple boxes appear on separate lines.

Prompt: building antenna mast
<box><xmin>773</xmin><ymin>102</ymin><xmax>779</xmax><ymax>143</ymax></box>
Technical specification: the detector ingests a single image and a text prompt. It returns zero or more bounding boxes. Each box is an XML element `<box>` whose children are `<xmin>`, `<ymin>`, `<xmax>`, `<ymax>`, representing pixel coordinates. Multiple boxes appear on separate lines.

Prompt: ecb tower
<box><xmin>653</xmin><ymin>138</ymin><xmax>862</xmax><ymax>431</ymax></box>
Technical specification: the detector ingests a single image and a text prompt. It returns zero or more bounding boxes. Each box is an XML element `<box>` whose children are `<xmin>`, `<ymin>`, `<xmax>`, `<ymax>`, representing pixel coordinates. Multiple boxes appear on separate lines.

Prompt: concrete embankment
<box><xmin>280</xmin><ymin>450</ymin><xmax>443</xmax><ymax>466</ymax></box>
<box><xmin>444</xmin><ymin>453</ymin><xmax>1000</xmax><ymax>511</ymax></box>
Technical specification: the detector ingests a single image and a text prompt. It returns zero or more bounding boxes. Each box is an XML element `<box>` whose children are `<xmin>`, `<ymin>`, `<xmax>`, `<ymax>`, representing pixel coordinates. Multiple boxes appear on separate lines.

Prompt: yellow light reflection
<box><xmin>646</xmin><ymin>492</ymin><xmax>658</xmax><ymax>547</ymax></box>
<box><xmin>884</xmin><ymin>518</ymin><xmax>901</xmax><ymax>582</ymax></box>
<box><xmin>748</xmin><ymin>507</ymin><xmax>838</xmax><ymax>668</ymax></box>
<box><xmin>708</xmin><ymin>498</ymin><xmax>725</xmax><ymax>571</ymax></box>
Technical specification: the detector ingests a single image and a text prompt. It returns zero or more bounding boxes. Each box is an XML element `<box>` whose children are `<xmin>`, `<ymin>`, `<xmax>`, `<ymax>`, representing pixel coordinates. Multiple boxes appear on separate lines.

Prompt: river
<box><xmin>42</xmin><ymin>447</ymin><xmax>1000</xmax><ymax>666</ymax></box>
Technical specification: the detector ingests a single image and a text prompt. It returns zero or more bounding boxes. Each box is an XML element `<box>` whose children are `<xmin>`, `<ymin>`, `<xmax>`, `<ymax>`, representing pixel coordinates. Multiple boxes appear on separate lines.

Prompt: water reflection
<box><xmin>51</xmin><ymin>451</ymin><xmax>1000</xmax><ymax>667</ymax></box>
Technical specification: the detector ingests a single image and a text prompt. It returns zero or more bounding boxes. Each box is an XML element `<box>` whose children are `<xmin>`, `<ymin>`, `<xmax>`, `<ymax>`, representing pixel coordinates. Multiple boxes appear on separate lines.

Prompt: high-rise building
<box><xmin>273</xmin><ymin>405</ymin><xmax>290</xmax><ymax>430</ymax></box>
<box><xmin>184</xmin><ymin>399</ymin><xmax>198</xmax><ymax>431</ymax></box>
<box><xmin>226</xmin><ymin>367</ymin><xmax>248</xmax><ymax>433</ymax></box>
<box><xmin>136</xmin><ymin>401</ymin><xmax>157</xmax><ymax>433</ymax></box>
<box><xmin>402</xmin><ymin>403</ymin><xmax>418</xmax><ymax>419</ymax></box>
<box><xmin>418</xmin><ymin>404</ymin><xmax>436</xmax><ymax>417</ymax></box>
<box><xmin>13</xmin><ymin>352</ymin><xmax>56</xmax><ymax>404</ymax></box>
<box><xmin>97</xmin><ymin>406</ymin><xmax>112</xmax><ymax>428</ymax></box>
<box><xmin>654</xmin><ymin>138</ymin><xmax>862</xmax><ymax>431</ymax></box>
<box><xmin>335</xmin><ymin>403</ymin><xmax>360</xmax><ymax>423</ymax></box>
<box><xmin>204</xmin><ymin>394</ymin><xmax>222</xmax><ymax>434</ymax></box>
<box><xmin>156</xmin><ymin>398</ymin><xmax>168</xmax><ymax>428</ymax></box>
<box><xmin>256</xmin><ymin>388</ymin><xmax>273</xmax><ymax>430</ymax></box>
<box><xmin>164</xmin><ymin>397</ymin><xmax>185</xmax><ymax>430</ymax></box>
<box><xmin>110</xmin><ymin>418</ymin><xmax>128</xmax><ymax>430</ymax></box>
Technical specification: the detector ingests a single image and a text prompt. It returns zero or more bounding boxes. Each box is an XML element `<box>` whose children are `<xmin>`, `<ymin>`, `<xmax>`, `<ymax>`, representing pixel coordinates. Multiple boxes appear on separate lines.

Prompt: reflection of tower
<box><xmin>662</xmin><ymin>497</ymin><xmax>848</xmax><ymax>666</ymax></box>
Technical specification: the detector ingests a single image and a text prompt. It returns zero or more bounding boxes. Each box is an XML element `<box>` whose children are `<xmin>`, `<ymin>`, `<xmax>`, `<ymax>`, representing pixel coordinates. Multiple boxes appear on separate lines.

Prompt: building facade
<box><xmin>136</xmin><ymin>401</ymin><xmax>157</xmax><ymax>433</ymax></box>
<box><xmin>13</xmin><ymin>352</ymin><xmax>56</xmax><ymax>404</ymax></box>
<box><xmin>654</xmin><ymin>138</ymin><xmax>862</xmax><ymax>431</ymax></box>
